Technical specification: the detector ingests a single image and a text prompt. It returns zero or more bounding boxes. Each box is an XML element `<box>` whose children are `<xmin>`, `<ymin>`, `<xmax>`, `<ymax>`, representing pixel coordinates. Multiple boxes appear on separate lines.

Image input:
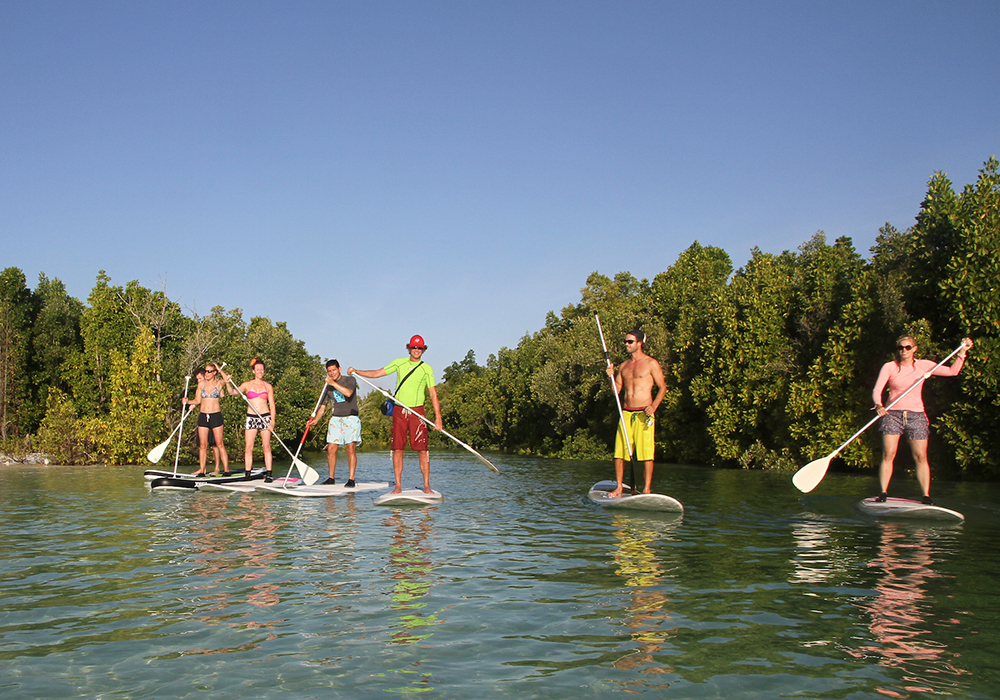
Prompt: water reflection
<box><xmin>609</xmin><ymin>515</ymin><xmax>680</xmax><ymax>690</ymax></box>
<box><xmin>183</xmin><ymin>493</ymin><xmax>284</xmax><ymax>656</ymax></box>
<box><xmin>383</xmin><ymin>511</ymin><xmax>442</xmax><ymax>645</ymax></box>
<box><xmin>849</xmin><ymin>523</ymin><xmax>970</xmax><ymax>697</ymax></box>
<box><xmin>789</xmin><ymin>516</ymin><xmax>850</xmax><ymax>584</ymax></box>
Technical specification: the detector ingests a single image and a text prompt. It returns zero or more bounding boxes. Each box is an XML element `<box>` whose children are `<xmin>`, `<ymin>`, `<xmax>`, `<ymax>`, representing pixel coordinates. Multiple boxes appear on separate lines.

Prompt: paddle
<box><xmin>595</xmin><ymin>314</ymin><xmax>637</xmax><ymax>494</ymax></box>
<box><xmin>792</xmin><ymin>340</ymin><xmax>970</xmax><ymax>493</ymax></box>
<box><xmin>351</xmin><ymin>372</ymin><xmax>500</xmax><ymax>474</ymax></box>
<box><xmin>171</xmin><ymin>375</ymin><xmax>192</xmax><ymax>475</ymax></box>
<box><xmin>223</xmin><ymin>369</ymin><xmax>322</xmax><ymax>485</ymax></box>
<box><xmin>278</xmin><ymin>382</ymin><xmax>328</xmax><ymax>489</ymax></box>
<box><xmin>147</xmin><ymin>403</ymin><xmax>195</xmax><ymax>463</ymax></box>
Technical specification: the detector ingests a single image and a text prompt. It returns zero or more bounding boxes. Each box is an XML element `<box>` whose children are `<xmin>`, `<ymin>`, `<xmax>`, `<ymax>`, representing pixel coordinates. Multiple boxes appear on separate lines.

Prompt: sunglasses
<box><xmin>409</xmin><ymin>346</ymin><xmax>427</xmax><ymax>350</ymax></box>
<box><xmin>624</xmin><ymin>339</ymin><xmax>637</xmax><ymax>345</ymax></box>
<box><xmin>897</xmin><ymin>345</ymin><xmax>914</xmax><ymax>351</ymax></box>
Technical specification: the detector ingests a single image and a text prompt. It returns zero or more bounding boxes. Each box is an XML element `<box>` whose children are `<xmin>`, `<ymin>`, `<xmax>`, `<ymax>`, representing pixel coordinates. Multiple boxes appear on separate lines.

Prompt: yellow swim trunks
<box><xmin>614</xmin><ymin>409</ymin><xmax>655</xmax><ymax>461</ymax></box>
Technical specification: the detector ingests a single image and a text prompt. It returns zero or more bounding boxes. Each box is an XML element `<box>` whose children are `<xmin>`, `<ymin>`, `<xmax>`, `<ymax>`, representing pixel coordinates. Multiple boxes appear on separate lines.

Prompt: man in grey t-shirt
<box><xmin>306</xmin><ymin>359</ymin><xmax>361</xmax><ymax>486</ymax></box>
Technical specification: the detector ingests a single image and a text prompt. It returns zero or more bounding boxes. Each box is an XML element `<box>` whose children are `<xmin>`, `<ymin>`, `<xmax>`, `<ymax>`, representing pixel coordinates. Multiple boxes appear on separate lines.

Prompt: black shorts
<box><xmin>198</xmin><ymin>411</ymin><xmax>224</xmax><ymax>430</ymax></box>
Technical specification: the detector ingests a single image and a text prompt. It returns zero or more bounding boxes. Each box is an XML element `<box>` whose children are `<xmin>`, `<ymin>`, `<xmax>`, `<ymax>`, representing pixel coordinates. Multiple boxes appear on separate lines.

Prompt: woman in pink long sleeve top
<box><xmin>872</xmin><ymin>335</ymin><xmax>973</xmax><ymax>504</ymax></box>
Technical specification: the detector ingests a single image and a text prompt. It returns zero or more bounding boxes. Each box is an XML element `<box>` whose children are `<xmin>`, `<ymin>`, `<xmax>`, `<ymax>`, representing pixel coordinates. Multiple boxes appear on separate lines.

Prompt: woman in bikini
<box><xmin>235</xmin><ymin>358</ymin><xmax>277</xmax><ymax>481</ymax></box>
<box><xmin>183</xmin><ymin>362</ymin><xmax>231</xmax><ymax>476</ymax></box>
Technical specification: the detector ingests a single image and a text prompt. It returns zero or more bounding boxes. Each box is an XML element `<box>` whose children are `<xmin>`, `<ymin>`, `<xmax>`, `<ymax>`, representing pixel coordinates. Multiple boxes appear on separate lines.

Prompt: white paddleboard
<box><xmin>199</xmin><ymin>482</ymin><xmax>258</xmax><ymax>493</ymax></box>
<box><xmin>588</xmin><ymin>480</ymin><xmax>683</xmax><ymax>512</ymax></box>
<box><xmin>255</xmin><ymin>481</ymin><xmax>390</xmax><ymax>498</ymax></box>
<box><xmin>374</xmin><ymin>488</ymin><xmax>444</xmax><ymax>506</ymax></box>
<box><xmin>198</xmin><ymin>475</ymin><xmax>298</xmax><ymax>493</ymax></box>
<box><xmin>856</xmin><ymin>496</ymin><xmax>964</xmax><ymax>522</ymax></box>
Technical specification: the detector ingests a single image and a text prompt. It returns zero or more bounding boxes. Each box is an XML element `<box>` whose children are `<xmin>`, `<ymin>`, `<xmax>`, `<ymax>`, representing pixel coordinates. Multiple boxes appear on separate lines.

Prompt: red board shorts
<box><xmin>391</xmin><ymin>406</ymin><xmax>429</xmax><ymax>451</ymax></box>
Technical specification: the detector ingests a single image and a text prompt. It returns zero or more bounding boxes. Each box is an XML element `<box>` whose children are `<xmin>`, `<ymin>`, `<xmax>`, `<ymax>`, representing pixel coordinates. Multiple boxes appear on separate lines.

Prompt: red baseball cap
<box><xmin>408</xmin><ymin>334</ymin><xmax>426</xmax><ymax>349</ymax></box>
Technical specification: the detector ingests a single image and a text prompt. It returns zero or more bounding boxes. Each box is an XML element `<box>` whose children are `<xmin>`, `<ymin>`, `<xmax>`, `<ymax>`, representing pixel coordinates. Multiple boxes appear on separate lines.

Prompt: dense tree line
<box><xmin>434</xmin><ymin>158</ymin><xmax>1000</xmax><ymax>479</ymax></box>
<box><xmin>0</xmin><ymin>271</ymin><xmax>326</xmax><ymax>464</ymax></box>
<box><xmin>2</xmin><ymin>158</ymin><xmax>997</xmax><ymax>475</ymax></box>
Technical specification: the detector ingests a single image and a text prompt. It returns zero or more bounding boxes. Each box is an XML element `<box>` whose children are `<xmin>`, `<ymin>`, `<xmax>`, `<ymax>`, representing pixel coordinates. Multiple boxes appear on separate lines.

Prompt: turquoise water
<box><xmin>1</xmin><ymin>453</ymin><xmax>999</xmax><ymax>698</ymax></box>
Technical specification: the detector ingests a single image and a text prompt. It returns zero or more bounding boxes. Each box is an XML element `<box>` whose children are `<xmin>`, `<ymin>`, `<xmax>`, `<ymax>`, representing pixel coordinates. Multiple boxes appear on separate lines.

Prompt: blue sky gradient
<box><xmin>2</xmin><ymin>1</ymin><xmax>997</xmax><ymax>379</ymax></box>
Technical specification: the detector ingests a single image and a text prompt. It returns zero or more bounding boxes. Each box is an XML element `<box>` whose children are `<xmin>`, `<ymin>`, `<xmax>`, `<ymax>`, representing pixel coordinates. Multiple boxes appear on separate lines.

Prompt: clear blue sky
<box><xmin>2</xmin><ymin>1</ymin><xmax>997</xmax><ymax>381</ymax></box>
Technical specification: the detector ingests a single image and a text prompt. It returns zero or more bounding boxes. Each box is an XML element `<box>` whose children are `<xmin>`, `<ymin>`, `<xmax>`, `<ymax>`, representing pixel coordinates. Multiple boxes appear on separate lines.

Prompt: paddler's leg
<box><xmin>610</xmin><ymin>457</ymin><xmax>625</xmax><ymax>498</ymax></box>
<box><xmin>910</xmin><ymin>438</ymin><xmax>931</xmax><ymax>500</ymax></box>
<box><xmin>878</xmin><ymin>432</ymin><xmax>901</xmax><ymax>498</ymax></box>
<box><xmin>391</xmin><ymin>448</ymin><xmax>404</xmax><ymax>494</ymax></box>
<box><xmin>418</xmin><ymin>449</ymin><xmax>432</xmax><ymax>494</ymax></box>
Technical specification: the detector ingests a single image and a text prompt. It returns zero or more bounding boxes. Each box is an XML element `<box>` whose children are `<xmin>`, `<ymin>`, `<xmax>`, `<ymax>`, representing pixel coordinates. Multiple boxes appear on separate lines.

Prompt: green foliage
<box><xmin>0</xmin><ymin>267</ymin><xmax>34</xmax><ymax>438</ymax></box>
<box><xmin>36</xmin><ymin>388</ymin><xmax>88</xmax><ymax>464</ymax></box>
<box><xmin>6</xmin><ymin>156</ymin><xmax>1000</xmax><ymax>478</ymax></box>
<box><xmin>87</xmin><ymin>328</ymin><xmax>170</xmax><ymax>465</ymax></box>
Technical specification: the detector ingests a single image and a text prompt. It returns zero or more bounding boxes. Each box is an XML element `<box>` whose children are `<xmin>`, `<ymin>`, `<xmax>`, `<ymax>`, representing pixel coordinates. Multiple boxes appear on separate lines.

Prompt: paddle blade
<box><xmin>792</xmin><ymin>456</ymin><xmax>832</xmax><ymax>493</ymax></box>
<box><xmin>147</xmin><ymin>438</ymin><xmax>172</xmax><ymax>464</ymax></box>
<box><xmin>294</xmin><ymin>458</ymin><xmax>321</xmax><ymax>485</ymax></box>
<box><xmin>476</xmin><ymin>453</ymin><xmax>501</xmax><ymax>474</ymax></box>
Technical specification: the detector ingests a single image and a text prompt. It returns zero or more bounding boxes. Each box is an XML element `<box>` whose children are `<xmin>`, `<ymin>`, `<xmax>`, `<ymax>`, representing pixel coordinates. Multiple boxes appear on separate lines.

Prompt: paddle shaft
<box><xmin>595</xmin><ymin>314</ymin><xmax>636</xmax><ymax>493</ymax></box>
<box><xmin>172</xmin><ymin>375</ymin><xmax>192</xmax><ymax>475</ymax></box>
<box><xmin>351</xmin><ymin>372</ymin><xmax>500</xmax><ymax>474</ymax></box>
<box><xmin>279</xmin><ymin>383</ymin><xmax>328</xmax><ymax>488</ymax></box>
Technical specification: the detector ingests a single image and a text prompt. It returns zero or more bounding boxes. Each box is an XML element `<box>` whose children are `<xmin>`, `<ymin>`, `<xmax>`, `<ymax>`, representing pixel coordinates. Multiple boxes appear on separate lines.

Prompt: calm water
<box><xmin>2</xmin><ymin>452</ymin><xmax>999</xmax><ymax>699</ymax></box>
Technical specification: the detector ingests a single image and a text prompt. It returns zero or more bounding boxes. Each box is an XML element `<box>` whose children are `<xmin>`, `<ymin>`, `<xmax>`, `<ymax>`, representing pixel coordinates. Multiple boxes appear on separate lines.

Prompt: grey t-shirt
<box><xmin>320</xmin><ymin>376</ymin><xmax>359</xmax><ymax>417</ymax></box>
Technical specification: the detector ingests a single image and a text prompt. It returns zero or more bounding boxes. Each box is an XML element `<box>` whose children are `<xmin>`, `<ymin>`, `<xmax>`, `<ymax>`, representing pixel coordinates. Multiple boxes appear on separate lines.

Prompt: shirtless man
<box><xmin>605</xmin><ymin>329</ymin><xmax>667</xmax><ymax>497</ymax></box>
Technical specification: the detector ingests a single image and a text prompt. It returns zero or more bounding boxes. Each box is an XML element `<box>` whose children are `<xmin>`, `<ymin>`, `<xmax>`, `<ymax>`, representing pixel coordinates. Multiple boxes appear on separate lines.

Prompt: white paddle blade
<box><xmin>294</xmin><ymin>458</ymin><xmax>321</xmax><ymax>485</ymax></box>
<box><xmin>147</xmin><ymin>438</ymin><xmax>172</xmax><ymax>464</ymax></box>
<box><xmin>792</xmin><ymin>456</ymin><xmax>832</xmax><ymax>493</ymax></box>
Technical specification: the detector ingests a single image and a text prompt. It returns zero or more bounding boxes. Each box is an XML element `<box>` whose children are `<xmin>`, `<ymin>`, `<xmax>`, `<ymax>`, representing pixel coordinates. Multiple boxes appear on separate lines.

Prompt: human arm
<box><xmin>930</xmin><ymin>338</ymin><xmax>974</xmax><ymax>377</ymax></box>
<box><xmin>872</xmin><ymin>362</ymin><xmax>892</xmax><ymax>416</ymax></box>
<box><xmin>428</xmin><ymin>385</ymin><xmax>443</xmax><ymax>431</ymax></box>
<box><xmin>348</xmin><ymin>367</ymin><xmax>388</xmax><ymax>379</ymax></box>
<box><xmin>267</xmin><ymin>382</ymin><xmax>276</xmax><ymax>426</ymax></box>
<box><xmin>646</xmin><ymin>360</ymin><xmax>667</xmax><ymax>417</ymax></box>
<box><xmin>307</xmin><ymin>402</ymin><xmax>326</xmax><ymax>427</ymax></box>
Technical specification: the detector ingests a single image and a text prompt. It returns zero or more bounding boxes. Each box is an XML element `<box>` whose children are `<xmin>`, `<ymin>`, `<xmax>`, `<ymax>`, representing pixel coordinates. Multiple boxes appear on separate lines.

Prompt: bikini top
<box><xmin>201</xmin><ymin>385</ymin><xmax>221</xmax><ymax>399</ymax></box>
<box><xmin>247</xmin><ymin>389</ymin><xmax>269</xmax><ymax>400</ymax></box>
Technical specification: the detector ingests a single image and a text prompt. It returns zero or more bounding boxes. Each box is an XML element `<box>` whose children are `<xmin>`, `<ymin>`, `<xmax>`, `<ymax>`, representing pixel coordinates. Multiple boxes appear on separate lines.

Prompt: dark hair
<box><xmin>251</xmin><ymin>358</ymin><xmax>265</xmax><ymax>370</ymax></box>
<box><xmin>326</xmin><ymin>359</ymin><xmax>340</xmax><ymax>369</ymax></box>
<box><xmin>194</xmin><ymin>366</ymin><xmax>206</xmax><ymax>376</ymax></box>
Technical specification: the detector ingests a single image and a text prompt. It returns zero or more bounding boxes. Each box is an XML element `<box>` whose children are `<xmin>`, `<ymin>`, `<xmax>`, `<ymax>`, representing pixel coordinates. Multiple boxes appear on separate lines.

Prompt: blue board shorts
<box><xmin>879</xmin><ymin>410</ymin><xmax>930</xmax><ymax>441</ymax></box>
<box><xmin>326</xmin><ymin>415</ymin><xmax>362</xmax><ymax>446</ymax></box>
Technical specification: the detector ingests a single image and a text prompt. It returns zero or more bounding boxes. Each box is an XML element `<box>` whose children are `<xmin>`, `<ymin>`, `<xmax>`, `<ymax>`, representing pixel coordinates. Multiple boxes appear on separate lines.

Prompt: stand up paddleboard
<box><xmin>588</xmin><ymin>480</ymin><xmax>683</xmax><ymax>512</ymax></box>
<box><xmin>255</xmin><ymin>481</ymin><xmax>390</xmax><ymax>498</ymax></box>
<box><xmin>856</xmin><ymin>496</ymin><xmax>964</xmax><ymax>522</ymax></box>
<box><xmin>374</xmin><ymin>488</ymin><xmax>444</xmax><ymax>506</ymax></box>
<box><xmin>148</xmin><ymin>476</ymin><xmax>201</xmax><ymax>490</ymax></box>
<box><xmin>143</xmin><ymin>467</ymin><xmax>265</xmax><ymax>483</ymax></box>
<box><xmin>199</xmin><ymin>482</ymin><xmax>258</xmax><ymax>493</ymax></box>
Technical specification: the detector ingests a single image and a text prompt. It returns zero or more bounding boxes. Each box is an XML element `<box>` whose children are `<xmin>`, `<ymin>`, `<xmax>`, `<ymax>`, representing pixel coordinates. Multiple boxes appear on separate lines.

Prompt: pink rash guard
<box><xmin>871</xmin><ymin>356</ymin><xmax>965</xmax><ymax>413</ymax></box>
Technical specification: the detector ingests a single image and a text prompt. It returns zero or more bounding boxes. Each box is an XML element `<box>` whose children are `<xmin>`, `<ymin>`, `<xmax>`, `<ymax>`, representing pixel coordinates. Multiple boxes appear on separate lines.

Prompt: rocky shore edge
<box><xmin>0</xmin><ymin>453</ymin><xmax>52</xmax><ymax>465</ymax></box>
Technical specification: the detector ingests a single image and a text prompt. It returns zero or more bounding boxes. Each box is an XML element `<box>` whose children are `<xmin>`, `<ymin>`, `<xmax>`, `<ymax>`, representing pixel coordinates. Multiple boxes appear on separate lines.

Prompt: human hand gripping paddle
<box><xmin>350</xmin><ymin>372</ymin><xmax>500</xmax><ymax>474</ymax></box>
<box><xmin>595</xmin><ymin>314</ymin><xmax>637</xmax><ymax>494</ymax></box>
<box><xmin>223</xmin><ymin>368</ymin><xmax>322</xmax><ymax>485</ymax></box>
<box><xmin>792</xmin><ymin>340</ymin><xmax>971</xmax><ymax>493</ymax></box>
<box><xmin>148</xmin><ymin>375</ymin><xmax>194</xmax><ymax>465</ymax></box>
